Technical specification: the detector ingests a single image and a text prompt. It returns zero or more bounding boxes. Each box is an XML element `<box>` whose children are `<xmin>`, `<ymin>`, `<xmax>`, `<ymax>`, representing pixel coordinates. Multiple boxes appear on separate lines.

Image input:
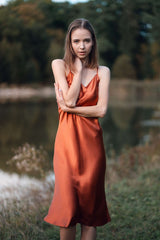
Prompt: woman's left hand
<box><xmin>54</xmin><ymin>83</ymin><xmax>68</xmax><ymax>111</ymax></box>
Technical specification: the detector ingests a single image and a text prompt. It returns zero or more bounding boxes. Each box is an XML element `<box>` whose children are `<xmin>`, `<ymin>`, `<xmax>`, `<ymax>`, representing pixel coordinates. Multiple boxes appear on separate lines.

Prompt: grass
<box><xmin>0</xmin><ymin>134</ymin><xmax>160</xmax><ymax>240</ymax></box>
<box><xmin>102</xmin><ymin>168</ymin><xmax>160</xmax><ymax>240</ymax></box>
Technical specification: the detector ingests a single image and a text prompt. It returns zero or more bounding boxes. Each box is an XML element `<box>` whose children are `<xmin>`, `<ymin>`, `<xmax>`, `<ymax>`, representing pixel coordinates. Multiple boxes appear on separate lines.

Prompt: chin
<box><xmin>78</xmin><ymin>55</ymin><xmax>87</xmax><ymax>60</ymax></box>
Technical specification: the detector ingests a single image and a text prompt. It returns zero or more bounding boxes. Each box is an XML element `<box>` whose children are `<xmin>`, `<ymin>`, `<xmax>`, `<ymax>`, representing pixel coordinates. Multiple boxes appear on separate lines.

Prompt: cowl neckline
<box><xmin>67</xmin><ymin>70</ymin><xmax>99</xmax><ymax>88</ymax></box>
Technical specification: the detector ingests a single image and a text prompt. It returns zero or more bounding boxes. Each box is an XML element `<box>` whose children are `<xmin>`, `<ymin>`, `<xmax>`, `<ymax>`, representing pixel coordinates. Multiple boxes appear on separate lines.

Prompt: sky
<box><xmin>0</xmin><ymin>0</ymin><xmax>88</xmax><ymax>5</ymax></box>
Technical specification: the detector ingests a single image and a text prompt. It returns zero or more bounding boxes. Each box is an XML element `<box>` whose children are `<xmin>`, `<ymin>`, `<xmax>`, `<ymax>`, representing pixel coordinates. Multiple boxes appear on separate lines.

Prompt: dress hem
<box><xmin>44</xmin><ymin>218</ymin><xmax>111</xmax><ymax>228</ymax></box>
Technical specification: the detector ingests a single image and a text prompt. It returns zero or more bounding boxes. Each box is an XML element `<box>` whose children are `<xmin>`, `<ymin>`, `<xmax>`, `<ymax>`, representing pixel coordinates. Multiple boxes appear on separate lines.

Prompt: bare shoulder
<box><xmin>98</xmin><ymin>66</ymin><xmax>110</xmax><ymax>76</ymax></box>
<box><xmin>51</xmin><ymin>59</ymin><xmax>65</xmax><ymax>69</ymax></box>
<box><xmin>98</xmin><ymin>66</ymin><xmax>110</xmax><ymax>85</ymax></box>
<box><xmin>51</xmin><ymin>59</ymin><xmax>70</xmax><ymax>76</ymax></box>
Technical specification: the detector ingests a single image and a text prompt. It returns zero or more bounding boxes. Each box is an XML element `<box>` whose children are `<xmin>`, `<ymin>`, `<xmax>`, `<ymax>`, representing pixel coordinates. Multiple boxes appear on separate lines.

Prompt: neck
<box><xmin>81</xmin><ymin>57</ymin><xmax>87</xmax><ymax>66</ymax></box>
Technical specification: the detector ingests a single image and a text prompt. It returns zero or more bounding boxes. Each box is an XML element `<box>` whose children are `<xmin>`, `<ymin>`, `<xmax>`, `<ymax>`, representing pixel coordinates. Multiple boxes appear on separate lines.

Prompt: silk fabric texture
<box><xmin>44</xmin><ymin>70</ymin><xmax>111</xmax><ymax>227</ymax></box>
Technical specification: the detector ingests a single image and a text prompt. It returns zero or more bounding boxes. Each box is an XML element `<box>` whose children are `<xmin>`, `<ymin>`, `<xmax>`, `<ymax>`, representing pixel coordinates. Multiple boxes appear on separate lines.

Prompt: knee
<box><xmin>81</xmin><ymin>225</ymin><xmax>96</xmax><ymax>231</ymax></box>
<box><xmin>81</xmin><ymin>225</ymin><xmax>96</xmax><ymax>240</ymax></box>
<box><xmin>60</xmin><ymin>225</ymin><xmax>76</xmax><ymax>230</ymax></box>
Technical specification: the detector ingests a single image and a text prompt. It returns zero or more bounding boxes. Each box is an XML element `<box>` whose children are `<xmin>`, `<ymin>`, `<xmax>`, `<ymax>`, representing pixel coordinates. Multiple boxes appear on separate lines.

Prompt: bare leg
<box><xmin>60</xmin><ymin>225</ymin><xmax>76</xmax><ymax>240</ymax></box>
<box><xmin>80</xmin><ymin>225</ymin><xmax>96</xmax><ymax>240</ymax></box>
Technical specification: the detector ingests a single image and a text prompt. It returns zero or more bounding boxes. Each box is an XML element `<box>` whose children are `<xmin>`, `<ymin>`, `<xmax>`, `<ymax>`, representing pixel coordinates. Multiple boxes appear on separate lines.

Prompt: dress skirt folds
<box><xmin>44</xmin><ymin>70</ymin><xmax>111</xmax><ymax>227</ymax></box>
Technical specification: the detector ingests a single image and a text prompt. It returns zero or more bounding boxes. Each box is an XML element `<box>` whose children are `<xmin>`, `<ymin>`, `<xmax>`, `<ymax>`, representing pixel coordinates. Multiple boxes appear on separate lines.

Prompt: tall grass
<box><xmin>0</xmin><ymin>134</ymin><xmax>160</xmax><ymax>239</ymax></box>
<box><xmin>7</xmin><ymin>143</ymin><xmax>50</xmax><ymax>178</ymax></box>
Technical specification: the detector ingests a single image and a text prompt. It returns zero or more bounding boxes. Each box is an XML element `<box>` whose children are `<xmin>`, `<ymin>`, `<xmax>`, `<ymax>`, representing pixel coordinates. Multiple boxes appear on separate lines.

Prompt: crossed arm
<box><xmin>52</xmin><ymin>59</ymin><xmax>82</xmax><ymax>107</ymax></box>
<box><xmin>52</xmin><ymin>59</ymin><xmax>110</xmax><ymax>118</ymax></box>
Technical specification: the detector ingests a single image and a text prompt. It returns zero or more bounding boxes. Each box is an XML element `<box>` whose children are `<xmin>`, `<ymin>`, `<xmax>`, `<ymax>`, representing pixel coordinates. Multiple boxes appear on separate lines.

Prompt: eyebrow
<box><xmin>72</xmin><ymin>38</ymin><xmax>91</xmax><ymax>41</ymax></box>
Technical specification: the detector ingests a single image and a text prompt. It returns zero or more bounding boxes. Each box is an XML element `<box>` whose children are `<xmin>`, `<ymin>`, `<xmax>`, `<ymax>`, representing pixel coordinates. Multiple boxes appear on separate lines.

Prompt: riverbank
<box><xmin>0</xmin><ymin>80</ymin><xmax>160</xmax><ymax>107</ymax></box>
<box><xmin>1</xmin><ymin>160</ymin><xmax>159</xmax><ymax>240</ymax></box>
<box><xmin>0</xmin><ymin>170</ymin><xmax>54</xmax><ymax>203</ymax></box>
<box><xmin>0</xmin><ymin>85</ymin><xmax>55</xmax><ymax>103</ymax></box>
<box><xmin>0</xmin><ymin>133</ymin><xmax>160</xmax><ymax>240</ymax></box>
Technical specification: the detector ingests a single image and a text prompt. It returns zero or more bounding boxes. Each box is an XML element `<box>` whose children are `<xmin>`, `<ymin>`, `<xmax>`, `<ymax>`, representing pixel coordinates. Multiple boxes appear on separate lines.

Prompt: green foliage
<box><xmin>0</xmin><ymin>0</ymin><xmax>49</xmax><ymax>84</ymax></box>
<box><xmin>107</xmin><ymin>132</ymin><xmax>160</xmax><ymax>183</ymax></box>
<box><xmin>7</xmin><ymin>143</ymin><xmax>50</xmax><ymax>178</ymax></box>
<box><xmin>143</xmin><ymin>0</ymin><xmax>160</xmax><ymax>44</ymax></box>
<box><xmin>119</xmin><ymin>0</ymin><xmax>143</xmax><ymax>55</ymax></box>
<box><xmin>0</xmin><ymin>138</ymin><xmax>159</xmax><ymax>239</ymax></box>
<box><xmin>0</xmin><ymin>0</ymin><xmax>160</xmax><ymax>83</ymax></box>
<box><xmin>112</xmin><ymin>54</ymin><xmax>137</xmax><ymax>79</ymax></box>
<box><xmin>0</xmin><ymin>39</ymin><xmax>25</xmax><ymax>84</ymax></box>
<box><xmin>104</xmin><ymin>168</ymin><xmax>160</xmax><ymax>240</ymax></box>
<box><xmin>150</xmin><ymin>42</ymin><xmax>160</xmax><ymax>79</ymax></box>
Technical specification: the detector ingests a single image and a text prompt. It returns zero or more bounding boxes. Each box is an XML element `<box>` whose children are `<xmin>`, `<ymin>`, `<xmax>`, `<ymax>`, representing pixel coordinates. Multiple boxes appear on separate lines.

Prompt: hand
<box><xmin>54</xmin><ymin>83</ymin><xmax>68</xmax><ymax>111</ymax></box>
<box><xmin>74</xmin><ymin>57</ymin><xmax>83</xmax><ymax>73</ymax></box>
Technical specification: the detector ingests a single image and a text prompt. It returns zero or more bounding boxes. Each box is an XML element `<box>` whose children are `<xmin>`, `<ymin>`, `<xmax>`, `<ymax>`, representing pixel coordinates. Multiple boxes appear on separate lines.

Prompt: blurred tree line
<box><xmin>0</xmin><ymin>0</ymin><xmax>160</xmax><ymax>84</ymax></box>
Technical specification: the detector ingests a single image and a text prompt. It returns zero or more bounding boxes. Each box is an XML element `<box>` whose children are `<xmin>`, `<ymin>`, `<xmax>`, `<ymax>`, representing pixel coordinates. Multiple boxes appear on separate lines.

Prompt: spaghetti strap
<box><xmin>44</xmin><ymin>68</ymin><xmax>111</xmax><ymax>227</ymax></box>
<box><xmin>97</xmin><ymin>66</ymin><xmax>99</xmax><ymax>79</ymax></box>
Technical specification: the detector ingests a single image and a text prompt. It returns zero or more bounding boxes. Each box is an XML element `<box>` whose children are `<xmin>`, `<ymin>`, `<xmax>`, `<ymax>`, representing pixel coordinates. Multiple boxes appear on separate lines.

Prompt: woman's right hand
<box><xmin>54</xmin><ymin>82</ymin><xmax>69</xmax><ymax>111</ymax></box>
<box><xmin>74</xmin><ymin>57</ymin><xmax>83</xmax><ymax>73</ymax></box>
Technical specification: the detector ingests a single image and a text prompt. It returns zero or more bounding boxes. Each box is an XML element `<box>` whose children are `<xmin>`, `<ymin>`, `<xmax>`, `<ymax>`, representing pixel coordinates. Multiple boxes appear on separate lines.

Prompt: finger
<box><xmin>54</xmin><ymin>82</ymin><xmax>59</xmax><ymax>90</ymax></box>
<box><xmin>54</xmin><ymin>84</ymin><xmax>58</xmax><ymax>95</ymax></box>
<box><xmin>54</xmin><ymin>83</ymin><xmax>58</xmax><ymax>95</ymax></box>
<box><xmin>58</xmin><ymin>89</ymin><xmax>63</xmax><ymax>99</ymax></box>
<box><xmin>54</xmin><ymin>87</ymin><xmax>60</xmax><ymax>102</ymax></box>
<box><xmin>56</xmin><ymin>82</ymin><xmax>59</xmax><ymax>90</ymax></box>
<box><xmin>55</xmin><ymin>83</ymin><xmax>62</xmax><ymax>96</ymax></box>
<box><xmin>54</xmin><ymin>82</ymin><xmax>63</xmax><ymax>102</ymax></box>
<box><xmin>54</xmin><ymin>83</ymin><xmax>58</xmax><ymax>90</ymax></box>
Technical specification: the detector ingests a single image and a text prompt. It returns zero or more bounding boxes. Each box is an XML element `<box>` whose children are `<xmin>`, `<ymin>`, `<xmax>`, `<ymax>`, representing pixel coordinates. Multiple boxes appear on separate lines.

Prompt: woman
<box><xmin>44</xmin><ymin>18</ymin><xmax>111</xmax><ymax>240</ymax></box>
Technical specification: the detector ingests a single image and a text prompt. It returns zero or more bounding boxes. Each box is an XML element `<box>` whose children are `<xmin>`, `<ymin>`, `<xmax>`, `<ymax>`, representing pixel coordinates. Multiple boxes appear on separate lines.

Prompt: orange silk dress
<box><xmin>44</xmin><ymin>70</ymin><xmax>111</xmax><ymax>227</ymax></box>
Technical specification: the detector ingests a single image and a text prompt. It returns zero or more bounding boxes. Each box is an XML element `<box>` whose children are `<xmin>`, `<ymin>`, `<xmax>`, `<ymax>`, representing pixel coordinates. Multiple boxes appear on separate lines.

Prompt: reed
<box><xmin>0</xmin><ymin>133</ymin><xmax>159</xmax><ymax>239</ymax></box>
<box><xmin>7</xmin><ymin>143</ymin><xmax>50</xmax><ymax>179</ymax></box>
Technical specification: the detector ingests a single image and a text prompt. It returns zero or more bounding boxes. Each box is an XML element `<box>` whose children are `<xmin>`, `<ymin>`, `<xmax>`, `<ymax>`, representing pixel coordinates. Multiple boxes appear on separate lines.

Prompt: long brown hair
<box><xmin>63</xmin><ymin>18</ymin><xmax>98</xmax><ymax>72</ymax></box>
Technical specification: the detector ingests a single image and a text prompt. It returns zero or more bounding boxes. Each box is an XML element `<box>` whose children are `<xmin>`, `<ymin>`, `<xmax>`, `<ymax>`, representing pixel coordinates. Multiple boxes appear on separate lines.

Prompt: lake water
<box><xmin>1</xmin><ymin>95</ymin><xmax>160</xmax><ymax>176</ymax></box>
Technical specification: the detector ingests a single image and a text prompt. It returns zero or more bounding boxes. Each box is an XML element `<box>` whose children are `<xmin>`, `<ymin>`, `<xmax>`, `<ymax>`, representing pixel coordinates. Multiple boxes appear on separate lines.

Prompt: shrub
<box><xmin>112</xmin><ymin>54</ymin><xmax>137</xmax><ymax>79</ymax></box>
<box><xmin>7</xmin><ymin>143</ymin><xmax>50</xmax><ymax>179</ymax></box>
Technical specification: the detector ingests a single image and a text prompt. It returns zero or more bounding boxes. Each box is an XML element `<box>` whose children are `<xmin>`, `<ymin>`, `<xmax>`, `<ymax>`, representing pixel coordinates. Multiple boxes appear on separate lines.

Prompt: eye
<box><xmin>73</xmin><ymin>39</ymin><xmax>79</xmax><ymax>43</ymax></box>
<box><xmin>85</xmin><ymin>38</ymin><xmax>91</xmax><ymax>43</ymax></box>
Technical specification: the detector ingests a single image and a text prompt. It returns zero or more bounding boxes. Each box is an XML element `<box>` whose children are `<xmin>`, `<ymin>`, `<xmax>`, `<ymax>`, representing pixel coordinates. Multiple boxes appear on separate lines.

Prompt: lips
<box><xmin>78</xmin><ymin>52</ymin><xmax>86</xmax><ymax>54</ymax></box>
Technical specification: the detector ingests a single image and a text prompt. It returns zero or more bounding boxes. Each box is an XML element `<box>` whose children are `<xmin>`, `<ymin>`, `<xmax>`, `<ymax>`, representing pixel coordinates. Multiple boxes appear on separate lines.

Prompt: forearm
<box><xmin>64</xmin><ymin>104</ymin><xmax>107</xmax><ymax>118</ymax></box>
<box><xmin>51</xmin><ymin>59</ymin><xmax>82</xmax><ymax>108</ymax></box>
<box><xmin>55</xmin><ymin>65</ymin><xmax>110</xmax><ymax>117</ymax></box>
<box><xmin>64</xmin><ymin>72</ymin><xmax>82</xmax><ymax>107</ymax></box>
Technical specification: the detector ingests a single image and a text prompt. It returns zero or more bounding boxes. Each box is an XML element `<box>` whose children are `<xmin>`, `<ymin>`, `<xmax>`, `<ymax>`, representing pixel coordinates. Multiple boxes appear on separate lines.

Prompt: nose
<box><xmin>80</xmin><ymin>41</ymin><xmax>85</xmax><ymax>49</ymax></box>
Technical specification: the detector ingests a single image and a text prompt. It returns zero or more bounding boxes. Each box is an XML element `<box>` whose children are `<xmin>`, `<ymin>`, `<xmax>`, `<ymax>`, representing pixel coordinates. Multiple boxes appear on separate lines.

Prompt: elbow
<box><xmin>99</xmin><ymin>106</ymin><xmax>107</xmax><ymax>118</ymax></box>
<box><xmin>63</xmin><ymin>95</ymin><xmax>76</xmax><ymax>108</ymax></box>
<box><xmin>62</xmin><ymin>94</ymin><xmax>76</xmax><ymax>107</ymax></box>
<box><xmin>65</xmin><ymin>100</ymin><xmax>76</xmax><ymax>108</ymax></box>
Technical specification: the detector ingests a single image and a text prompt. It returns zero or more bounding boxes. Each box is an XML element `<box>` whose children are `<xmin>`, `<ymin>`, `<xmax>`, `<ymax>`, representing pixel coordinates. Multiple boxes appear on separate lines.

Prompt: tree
<box><xmin>112</xmin><ymin>54</ymin><xmax>137</xmax><ymax>79</ymax></box>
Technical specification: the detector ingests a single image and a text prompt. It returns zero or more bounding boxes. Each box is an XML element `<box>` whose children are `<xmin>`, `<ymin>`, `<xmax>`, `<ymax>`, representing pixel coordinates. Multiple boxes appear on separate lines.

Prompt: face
<box><xmin>71</xmin><ymin>28</ymin><xmax>93</xmax><ymax>60</ymax></box>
